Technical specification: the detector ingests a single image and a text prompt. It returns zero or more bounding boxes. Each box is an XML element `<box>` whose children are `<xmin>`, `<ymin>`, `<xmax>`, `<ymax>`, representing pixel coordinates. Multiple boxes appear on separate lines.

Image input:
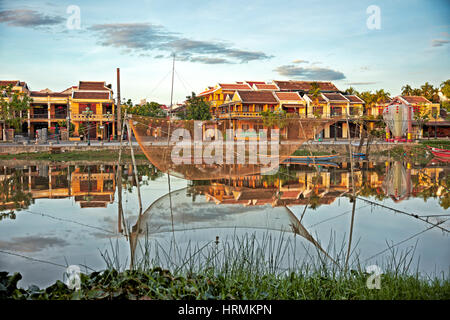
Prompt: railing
<box><xmin>213</xmin><ymin>112</ymin><xmax>364</xmax><ymax>120</ymax></box>
<box><xmin>31</xmin><ymin>114</ymin><xmax>48</xmax><ymax>119</ymax></box>
<box><xmin>71</xmin><ymin>114</ymin><xmax>116</xmax><ymax>121</ymax></box>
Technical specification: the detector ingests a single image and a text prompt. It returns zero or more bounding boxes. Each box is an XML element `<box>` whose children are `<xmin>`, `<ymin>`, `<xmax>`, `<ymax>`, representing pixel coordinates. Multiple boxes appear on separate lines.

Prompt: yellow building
<box><xmin>198</xmin><ymin>82</ymin><xmax>253</xmax><ymax>116</ymax></box>
<box><xmin>70</xmin><ymin>81</ymin><xmax>115</xmax><ymax>140</ymax></box>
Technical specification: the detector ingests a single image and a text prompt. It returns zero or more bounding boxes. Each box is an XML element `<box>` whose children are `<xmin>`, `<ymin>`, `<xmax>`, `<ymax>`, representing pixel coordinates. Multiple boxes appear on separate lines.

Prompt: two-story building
<box><xmin>70</xmin><ymin>81</ymin><xmax>115</xmax><ymax>141</ymax></box>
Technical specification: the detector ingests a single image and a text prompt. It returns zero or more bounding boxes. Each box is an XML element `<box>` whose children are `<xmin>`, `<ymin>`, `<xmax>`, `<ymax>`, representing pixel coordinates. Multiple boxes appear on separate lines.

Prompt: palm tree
<box><xmin>401</xmin><ymin>84</ymin><xmax>413</xmax><ymax>96</ymax></box>
<box><xmin>420</xmin><ymin>82</ymin><xmax>438</xmax><ymax>102</ymax></box>
<box><xmin>308</xmin><ymin>82</ymin><xmax>322</xmax><ymax>117</ymax></box>
<box><xmin>374</xmin><ymin>89</ymin><xmax>391</xmax><ymax>105</ymax></box>
<box><xmin>344</xmin><ymin>87</ymin><xmax>359</xmax><ymax>96</ymax></box>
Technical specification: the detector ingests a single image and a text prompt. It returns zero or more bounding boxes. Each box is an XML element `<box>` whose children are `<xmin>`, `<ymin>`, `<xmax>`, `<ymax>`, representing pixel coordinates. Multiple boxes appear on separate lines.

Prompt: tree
<box><xmin>440</xmin><ymin>80</ymin><xmax>450</xmax><ymax>99</ymax></box>
<box><xmin>0</xmin><ymin>84</ymin><xmax>33</xmax><ymax>136</ymax></box>
<box><xmin>182</xmin><ymin>92</ymin><xmax>211</xmax><ymax>120</ymax></box>
<box><xmin>413</xmin><ymin>109</ymin><xmax>430</xmax><ymax>139</ymax></box>
<box><xmin>127</xmin><ymin>101</ymin><xmax>166</xmax><ymax>118</ymax></box>
<box><xmin>401</xmin><ymin>84</ymin><xmax>413</xmax><ymax>96</ymax></box>
<box><xmin>344</xmin><ymin>87</ymin><xmax>359</xmax><ymax>96</ymax></box>
<box><xmin>308</xmin><ymin>82</ymin><xmax>322</xmax><ymax>116</ymax></box>
<box><xmin>420</xmin><ymin>82</ymin><xmax>439</xmax><ymax>103</ymax></box>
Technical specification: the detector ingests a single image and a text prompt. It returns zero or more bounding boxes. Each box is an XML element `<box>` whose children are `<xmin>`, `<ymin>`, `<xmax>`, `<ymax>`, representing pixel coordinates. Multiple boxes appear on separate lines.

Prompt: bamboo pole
<box><xmin>126</xmin><ymin>115</ymin><xmax>143</xmax><ymax>216</ymax></box>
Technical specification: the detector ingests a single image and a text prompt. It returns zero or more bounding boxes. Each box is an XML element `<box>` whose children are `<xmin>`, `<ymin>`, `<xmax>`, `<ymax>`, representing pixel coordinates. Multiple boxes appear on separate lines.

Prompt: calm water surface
<box><xmin>0</xmin><ymin>160</ymin><xmax>448</xmax><ymax>288</ymax></box>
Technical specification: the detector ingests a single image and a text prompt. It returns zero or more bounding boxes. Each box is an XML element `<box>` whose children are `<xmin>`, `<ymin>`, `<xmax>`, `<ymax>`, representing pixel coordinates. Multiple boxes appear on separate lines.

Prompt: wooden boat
<box><xmin>283</xmin><ymin>155</ymin><xmax>338</xmax><ymax>162</ymax></box>
<box><xmin>427</xmin><ymin>146</ymin><xmax>450</xmax><ymax>158</ymax></box>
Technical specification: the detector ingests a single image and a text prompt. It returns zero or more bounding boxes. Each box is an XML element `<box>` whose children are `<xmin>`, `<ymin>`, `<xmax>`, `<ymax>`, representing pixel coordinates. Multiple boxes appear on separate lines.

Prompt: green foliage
<box><xmin>2</xmin><ymin>233</ymin><xmax>449</xmax><ymax>300</ymax></box>
<box><xmin>0</xmin><ymin>84</ymin><xmax>33</xmax><ymax>132</ymax></box>
<box><xmin>440</xmin><ymin>80</ymin><xmax>450</xmax><ymax>98</ymax></box>
<box><xmin>260</xmin><ymin>109</ymin><xmax>287</xmax><ymax>128</ymax></box>
<box><xmin>180</xmin><ymin>92</ymin><xmax>211</xmax><ymax>120</ymax></box>
<box><xmin>125</xmin><ymin>101</ymin><xmax>166</xmax><ymax>118</ymax></box>
<box><xmin>401</xmin><ymin>82</ymin><xmax>441</xmax><ymax>103</ymax></box>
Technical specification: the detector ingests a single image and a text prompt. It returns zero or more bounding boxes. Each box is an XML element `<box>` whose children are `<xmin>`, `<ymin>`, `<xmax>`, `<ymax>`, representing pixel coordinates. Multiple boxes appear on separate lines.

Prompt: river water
<box><xmin>0</xmin><ymin>159</ymin><xmax>448</xmax><ymax>288</ymax></box>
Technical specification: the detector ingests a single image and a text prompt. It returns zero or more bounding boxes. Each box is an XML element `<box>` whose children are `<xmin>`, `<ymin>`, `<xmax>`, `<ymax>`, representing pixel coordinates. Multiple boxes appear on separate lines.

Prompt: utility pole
<box><xmin>117</xmin><ymin>68</ymin><xmax>121</xmax><ymax>140</ymax></box>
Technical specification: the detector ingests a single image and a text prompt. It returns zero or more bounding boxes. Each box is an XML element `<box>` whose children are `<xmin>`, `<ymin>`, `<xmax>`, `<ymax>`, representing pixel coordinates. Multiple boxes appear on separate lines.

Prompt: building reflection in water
<box><xmin>0</xmin><ymin>161</ymin><xmax>447</xmax><ymax>213</ymax></box>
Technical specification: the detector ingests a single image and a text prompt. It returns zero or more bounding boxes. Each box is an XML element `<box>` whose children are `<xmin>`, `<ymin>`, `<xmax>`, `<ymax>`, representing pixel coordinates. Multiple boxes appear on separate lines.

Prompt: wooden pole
<box><xmin>126</xmin><ymin>115</ymin><xmax>143</xmax><ymax>216</ymax></box>
<box><xmin>117</xmin><ymin>68</ymin><xmax>121</xmax><ymax>140</ymax></box>
<box><xmin>345</xmin><ymin>114</ymin><xmax>356</xmax><ymax>270</ymax></box>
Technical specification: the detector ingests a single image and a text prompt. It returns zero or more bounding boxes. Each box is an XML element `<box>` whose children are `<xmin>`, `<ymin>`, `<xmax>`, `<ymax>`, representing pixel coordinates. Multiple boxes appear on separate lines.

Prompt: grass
<box><xmin>2</xmin><ymin>232</ymin><xmax>449</xmax><ymax>300</ymax></box>
<box><xmin>419</xmin><ymin>139</ymin><xmax>450</xmax><ymax>149</ymax></box>
<box><xmin>0</xmin><ymin>150</ymin><xmax>147</xmax><ymax>162</ymax></box>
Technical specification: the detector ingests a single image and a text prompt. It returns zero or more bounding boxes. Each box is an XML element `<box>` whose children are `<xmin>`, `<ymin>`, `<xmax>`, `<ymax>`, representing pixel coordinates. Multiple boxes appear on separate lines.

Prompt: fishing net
<box><xmin>129</xmin><ymin>115</ymin><xmax>336</xmax><ymax>180</ymax></box>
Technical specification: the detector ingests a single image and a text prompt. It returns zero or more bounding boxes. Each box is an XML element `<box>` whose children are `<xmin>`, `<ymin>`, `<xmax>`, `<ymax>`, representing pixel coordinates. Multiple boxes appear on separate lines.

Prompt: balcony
<box><xmin>71</xmin><ymin>114</ymin><xmax>116</xmax><ymax>121</ymax></box>
<box><xmin>216</xmin><ymin>112</ymin><xmax>261</xmax><ymax>119</ymax></box>
<box><xmin>31</xmin><ymin>113</ymin><xmax>48</xmax><ymax>119</ymax></box>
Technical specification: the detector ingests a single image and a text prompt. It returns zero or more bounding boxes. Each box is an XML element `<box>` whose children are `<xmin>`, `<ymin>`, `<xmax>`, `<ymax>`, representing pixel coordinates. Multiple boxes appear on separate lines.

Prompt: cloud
<box><xmin>89</xmin><ymin>23</ymin><xmax>272</xmax><ymax>64</ymax></box>
<box><xmin>0</xmin><ymin>9</ymin><xmax>64</xmax><ymax>28</ymax></box>
<box><xmin>346</xmin><ymin>81</ymin><xmax>377</xmax><ymax>85</ymax></box>
<box><xmin>431</xmin><ymin>39</ymin><xmax>450</xmax><ymax>47</ymax></box>
<box><xmin>0</xmin><ymin>236</ymin><xmax>69</xmax><ymax>252</ymax></box>
<box><xmin>274</xmin><ymin>64</ymin><xmax>346</xmax><ymax>80</ymax></box>
<box><xmin>292</xmin><ymin>59</ymin><xmax>309</xmax><ymax>64</ymax></box>
<box><xmin>189</xmin><ymin>56</ymin><xmax>233</xmax><ymax>64</ymax></box>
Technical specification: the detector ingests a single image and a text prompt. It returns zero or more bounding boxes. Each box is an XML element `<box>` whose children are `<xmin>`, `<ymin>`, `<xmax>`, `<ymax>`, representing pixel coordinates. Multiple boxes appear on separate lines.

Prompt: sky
<box><xmin>0</xmin><ymin>0</ymin><xmax>449</xmax><ymax>105</ymax></box>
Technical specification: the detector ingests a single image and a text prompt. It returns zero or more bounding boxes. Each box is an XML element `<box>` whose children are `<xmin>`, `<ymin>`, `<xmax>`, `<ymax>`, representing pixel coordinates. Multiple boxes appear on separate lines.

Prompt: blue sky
<box><xmin>0</xmin><ymin>0</ymin><xmax>449</xmax><ymax>104</ymax></box>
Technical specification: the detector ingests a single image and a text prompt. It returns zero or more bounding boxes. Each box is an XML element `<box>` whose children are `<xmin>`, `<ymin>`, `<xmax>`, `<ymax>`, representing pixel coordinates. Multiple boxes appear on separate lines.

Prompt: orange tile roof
<box><xmin>198</xmin><ymin>87</ymin><xmax>217</xmax><ymax>96</ymax></box>
<box><xmin>73</xmin><ymin>91</ymin><xmax>111</xmax><ymax>99</ymax></box>
<box><xmin>345</xmin><ymin>95</ymin><xmax>365</xmax><ymax>103</ymax></box>
<box><xmin>255</xmin><ymin>83</ymin><xmax>279</xmax><ymax>90</ymax></box>
<box><xmin>400</xmin><ymin>96</ymin><xmax>431</xmax><ymax>104</ymax></box>
<box><xmin>0</xmin><ymin>80</ymin><xmax>19</xmax><ymax>87</ymax></box>
<box><xmin>219</xmin><ymin>83</ymin><xmax>252</xmax><ymax>91</ymax></box>
<box><xmin>237</xmin><ymin>90</ymin><xmax>278</xmax><ymax>103</ymax></box>
<box><xmin>274</xmin><ymin>91</ymin><xmax>302</xmax><ymax>101</ymax></box>
<box><xmin>30</xmin><ymin>91</ymin><xmax>71</xmax><ymax>98</ymax></box>
<box><xmin>322</xmin><ymin>93</ymin><xmax>348</xmax><ymax>102</ymax></box>
<box><xmin>78</xmin><ymin>81</ymin><xmax>109</xmax><ymax>91</ymax></box>
<box><xmin>306</xmin><ymin>94</ymin><xmax>327</xmax><ymax>103</ymax></box>
<box><xmin>274</xmin><ymin>80</ymin><xmax>339</xmax><ymax>92</ymax></box>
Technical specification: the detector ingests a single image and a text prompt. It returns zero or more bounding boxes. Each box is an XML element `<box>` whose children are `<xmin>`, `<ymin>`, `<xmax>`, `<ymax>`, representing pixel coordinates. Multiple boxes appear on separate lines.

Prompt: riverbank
<box><xmin>2</xmin><ymin>267</ymin><xmax>448</xmax><ymax>300</ymax></box>
<box><xmin>0</xmin><ymin>139</ymin><xmax>447</xmax><ymax>163</ymax></box>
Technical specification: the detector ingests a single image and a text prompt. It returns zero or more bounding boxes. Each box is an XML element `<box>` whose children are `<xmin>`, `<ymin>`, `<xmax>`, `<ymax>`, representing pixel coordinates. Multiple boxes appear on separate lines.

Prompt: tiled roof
<box><xmin>30</xmin><ymin>91</ymin><xmax>71</xmax><ymax>98</ymax></box>
<box><xmin>345</xmin><ymin>95</ymin><xmax>365</xmax><ymax>103</ymax></box>
<box><xmin>0</xmin><ymin>80</ymin><xmax>19</xmax><ymax>87</ymax></box>
<box><xmin>274</xmin><ymin>91</ymin><xmax>302</xmax><ymax>101</ymax></box>
<box><xmin>73</xmin><ymin>91</ymin><xmax>110</xmax><ymax>99</ymax></box>
<box><xmin>400</xmin><ymin>96</ymin><xmax>431</xmax><ymax>104</ymax></box>
<box><xmin>305</xmin><ymin>94</ymin><xmax>327</xmax><ymax>103</ymax></box>
<box><xmin>254</xmin><ymin>83</ymin><xmax>279</xmax><ymax>90</ymax></box>
<box><xmin>78</xmin><ymin>81</ymin><xmax>109</xmax><ymax>91</ymax></box>
<box><xmin>237</xmin><ymin>91</ymin><xmax>277</xmax><ymax>103</ymax></box>
<box><xmin>322</xmin><ymin>93</ymin><xmax>348</xmax><ymax>102</ymax></box>
<box><xmin>219</xmin><ymin>83</ymin><xmax>252</xmax><ymax>91</ymax></box>
<box><xmin>245</xmin><ymin>81</ymin><xmax>266</xmax><ymax>87</ymax></box>
<box><xmin>198</xmin><ymin>87</ymin><xmax>217</xmax><ymax>96</ymax></box>
<box><xmin>273</xmin><ymin>80</ymin><xmax>339</xmax><ymax>92</ymax></box>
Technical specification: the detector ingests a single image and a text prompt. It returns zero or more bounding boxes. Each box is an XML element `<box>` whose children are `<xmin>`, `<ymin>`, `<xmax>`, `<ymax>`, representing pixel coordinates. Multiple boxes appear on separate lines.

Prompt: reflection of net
<box><xmin>140</xmin><ymin>188</ymin><xmax>315</xmax><ymax>240</ymax></box>
<box><xmin>129</xmin><ymin>116</ymin><xmax>335</xmax><ymax>180</ymax></box>
<box><xmin>383</xmin><ymin>104</ymin><xmax>409</xmax><ymax>138</ymax></box>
